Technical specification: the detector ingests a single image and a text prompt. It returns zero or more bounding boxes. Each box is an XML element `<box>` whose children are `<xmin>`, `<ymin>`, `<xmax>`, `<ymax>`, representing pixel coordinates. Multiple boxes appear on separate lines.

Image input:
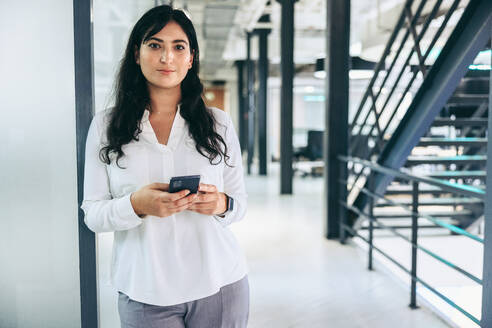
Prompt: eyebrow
<box><xmin>147</xmin><ymin>37</ymin><xmax>188</xmax><ymax>45</ymax></box>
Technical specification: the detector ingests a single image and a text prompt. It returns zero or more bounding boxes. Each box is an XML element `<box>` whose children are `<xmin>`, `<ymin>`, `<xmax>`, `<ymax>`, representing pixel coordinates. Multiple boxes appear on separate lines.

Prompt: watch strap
<box><xmin>218</xmin><ymin>194</ymin><xmax>233</xmax><ymax>217</ymax></box>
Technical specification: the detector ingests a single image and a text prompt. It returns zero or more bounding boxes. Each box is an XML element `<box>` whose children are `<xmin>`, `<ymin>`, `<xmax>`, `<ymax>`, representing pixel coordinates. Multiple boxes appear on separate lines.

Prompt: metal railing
<box><xmin>348</xmin><ymin>0</ymin><xmax>468</xmax><ymax>198</ymax></box>
<box><xmin>338</xmin><ymin>155</ymin><xmax>484</xmax><ymax>325</ymax></box>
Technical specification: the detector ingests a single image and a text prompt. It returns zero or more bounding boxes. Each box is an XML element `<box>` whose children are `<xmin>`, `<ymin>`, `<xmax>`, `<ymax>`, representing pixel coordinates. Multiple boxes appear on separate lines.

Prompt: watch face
<box><xmin>228</xmin><ymin>196</ymin><xmax>234</xmax><ymax>211</ymax></box>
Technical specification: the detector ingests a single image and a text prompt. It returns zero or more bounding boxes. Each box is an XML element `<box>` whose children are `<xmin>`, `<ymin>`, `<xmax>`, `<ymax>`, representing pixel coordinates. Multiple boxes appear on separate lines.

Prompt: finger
<box><xmin>188</xmin><ymin>203</ymin><xmax>214</xmax><ymax>210</ymax></box>
<box><xmin>150</xmin><ymin>182</ymin><xmax>169</xmax><ymax>191</ymax></box>
<box><xmin>187</xmin><ymin>207</ymin><xmax>204</xmax><ymax>214</ymax></box>
<box><xmin>161</xmin><ymin>189</ymin><xmax>190</xmax><ymax>202</ymax></box>
<box><xmin>171</xmin><ymin>189</ymin><xmax>191</xmax><ymax>201</ymax></box>
<box><xmin>170</xmin><ymin>194</ymin><xmax>197</xmax><ymax>208</ymax></box>
<box><xmin>171</xmin><ymin>202</ymin><xmax>194</xmax><ymax>214</ymax></box>
<box><xmin>194</xmin><ymin>193</ymin><xmax>216</xmax><ymax>203</ymax></box>
<box><xmin>198</xmin><ymin>183</ymin><xmax>217</xmax><ymax>193</ymax></box>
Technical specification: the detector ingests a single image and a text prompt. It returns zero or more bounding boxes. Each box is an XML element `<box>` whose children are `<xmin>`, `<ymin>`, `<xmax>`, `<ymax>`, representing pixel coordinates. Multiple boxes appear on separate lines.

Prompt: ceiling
<box><xmin>93</xmin><ymin>0</ymin><xmax>471</xmax><ymax>88</ymax></box>
<box><xmin>172</xmin><ymin>0</ymin><xmax>470</xmax><ymax>82</ymax></box>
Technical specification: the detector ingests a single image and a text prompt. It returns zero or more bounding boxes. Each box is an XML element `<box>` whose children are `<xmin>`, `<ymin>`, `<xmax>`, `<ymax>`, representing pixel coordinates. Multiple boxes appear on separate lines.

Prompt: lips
<box><xmin>157</xmin><ymin>69</ymin><xmax>175</xmax><ymax>75</ymax></box>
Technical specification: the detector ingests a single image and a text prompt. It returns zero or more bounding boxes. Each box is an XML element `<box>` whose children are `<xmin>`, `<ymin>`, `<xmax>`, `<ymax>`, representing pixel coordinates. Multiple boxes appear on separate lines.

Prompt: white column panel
<box><xmin>0</xmin><ymin>1</ymin><xmax>81</xmax><ymax>327</ymax></box>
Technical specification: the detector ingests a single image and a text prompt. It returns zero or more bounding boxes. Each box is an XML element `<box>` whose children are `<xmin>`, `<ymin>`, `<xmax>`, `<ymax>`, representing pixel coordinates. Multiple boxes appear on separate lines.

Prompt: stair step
<box><xmin>405</xmin><ymin>155</ymin><xmax>486</xmax><ymax>165</ymax></box>
<box><xmin>376</xmin><ymin>197</ymin><xmax>483</xmax><ymax>207</ymax></box>
<box><xmin>385</xmin><ymin>184</ymin><xmax>486</xmax><ymax>195</ymax></box>
<box><xmin>464</xmin><ymin>69</ymin><xmax>491</xmax><ymax>78</ymax></box>
<box><xmin>462</xmin><ymin>76</ymin><xmax>490</xmax><ymax>82</ymax></box>
<box><xmin>374</xmin><ymin>210</ymin><xmax>473</xmax><ymax>219</ymax></box>
<box><xmin>432</xmin><ymin>118</ymin><xmax>488</xmax><ymax>127</ymax></box>
<box><xmin>455</xmin><ymin>79</ymin><xmax>490</xmax><ymax>94</ymax></box>
<box><xmin>360</xmin><ymin>224</ymin><xmax>453</xmax><ymax>230</ymax></box>
<box><xmin>426</xmin><ymin>170</ymin><xmax>486</xmax><ymax>180</ymax></box>
<box><xmin>418</xmin><ymin>137</ymin><xmax>487</xmax><ymax>147</ymax></box>
<box><xmin>385</xmin><ymin>185</ymin><xmax>448</xmax><ymax>195</ymax></box>
<box><xmin>447</xmin><ymin>94</ymin><xmax>489</xmax><ymax>106</ymax></box>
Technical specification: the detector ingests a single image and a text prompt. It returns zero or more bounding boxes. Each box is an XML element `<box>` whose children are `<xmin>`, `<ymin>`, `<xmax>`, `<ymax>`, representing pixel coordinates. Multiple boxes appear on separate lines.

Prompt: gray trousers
<box><xmin>118</xmin><ymin>276</ymin><xmax>249</xmax><ymax>328</ymax></box>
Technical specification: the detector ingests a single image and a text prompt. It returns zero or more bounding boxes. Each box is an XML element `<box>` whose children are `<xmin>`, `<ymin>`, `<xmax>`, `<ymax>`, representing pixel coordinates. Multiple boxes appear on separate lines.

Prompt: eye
<box><xmin>175</xmin><ymin>44</ymin><xmax>186</xmax><ymax>50</ymax></box>
<box><xmin>148</xmin><ymin>43</ymin><xmax>161</xmax><ymax>49</ymax></box>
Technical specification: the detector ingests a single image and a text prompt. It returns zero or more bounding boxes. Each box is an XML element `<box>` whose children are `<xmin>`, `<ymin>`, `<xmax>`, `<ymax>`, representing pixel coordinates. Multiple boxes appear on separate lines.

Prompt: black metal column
<box><xmin>324</xmin><ymin>0</ymin><xmax>350</xmax><ymax>239</ymax></box>
<box><xmin>256</xmin><ymin>26</ymin><xmax>270</xmax><ymax>176</ymax></box>
<box><xmin>278</xmin><ymin>0</ymin><xmax>295</xmax><ymax>194</ymax></box>
<box><xmin>368</xmin><ymin>173</ymin><xmax>375</xmax><ymax>269</ymax></box>
<box><xmin>235</xmin><ymin>60</ymin><xmax>247</xmax><ymax>153</ymax></box>
<box><xmin>246</xmin><ymin>32</ymin><xmax>255</xmax><ymax>175</ymax></box>
<box><xmin>481</xmin><ymin>46</ymin><xmax>492</xmax><ymax>327</ymax></box>
<box><xmin>410</xmin><ymin>181</ymin><xmax>419</xmax><ymax>309</ymax></box>
<box><xmin>73</xmin><ymin>0</ymin><xmax>98</xmax><ymax>327</ymax></box>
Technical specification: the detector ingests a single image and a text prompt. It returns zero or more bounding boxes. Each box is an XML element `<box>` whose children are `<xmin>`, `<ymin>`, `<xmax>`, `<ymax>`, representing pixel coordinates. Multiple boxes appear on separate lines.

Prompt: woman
<box><xmin>81</xmin><ymin>5</ymin><xmax>249</xmax><ymax>328</ymax></box>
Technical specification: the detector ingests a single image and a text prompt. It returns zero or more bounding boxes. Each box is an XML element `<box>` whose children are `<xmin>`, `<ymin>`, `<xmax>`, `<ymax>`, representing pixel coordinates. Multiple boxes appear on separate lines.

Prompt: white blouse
<box><xmin>81</xmin><ymin>105</ymin><xmax>248</xmax><ymax>306</ymax></box>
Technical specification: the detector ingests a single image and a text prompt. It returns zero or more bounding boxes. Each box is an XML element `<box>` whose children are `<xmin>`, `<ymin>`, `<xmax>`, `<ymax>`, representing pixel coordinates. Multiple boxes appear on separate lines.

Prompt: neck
<box><xmin>147</xmin><ymin>83</ymin><xmax>181</xmax><ymax>116</ymax></box>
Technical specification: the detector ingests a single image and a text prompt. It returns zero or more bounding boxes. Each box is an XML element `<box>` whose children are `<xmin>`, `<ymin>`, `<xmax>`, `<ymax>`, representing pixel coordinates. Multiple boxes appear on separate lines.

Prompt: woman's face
<box><xmin>136</xmin><ymin>21</ymin><xmax>194</xmax><ymax>92</ymax></box>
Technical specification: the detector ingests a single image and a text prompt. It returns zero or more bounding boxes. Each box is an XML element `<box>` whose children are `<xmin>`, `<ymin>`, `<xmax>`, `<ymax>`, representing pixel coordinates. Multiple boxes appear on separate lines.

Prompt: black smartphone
<box><xmin>168</xmin><ymin>175</ymin><xmax>201</xmax><ymax>194</ymax></box>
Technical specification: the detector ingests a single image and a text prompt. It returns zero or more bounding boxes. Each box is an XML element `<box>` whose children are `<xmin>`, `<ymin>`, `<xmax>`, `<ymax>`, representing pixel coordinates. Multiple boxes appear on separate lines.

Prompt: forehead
<box><xmin>149</xmin><ymin>21</ymin><xmax>189</xmax><ymax>42</ymax></box>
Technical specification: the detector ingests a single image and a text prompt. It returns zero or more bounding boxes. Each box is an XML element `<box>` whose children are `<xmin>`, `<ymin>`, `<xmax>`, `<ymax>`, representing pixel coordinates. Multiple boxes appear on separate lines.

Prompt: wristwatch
<box><xmin>218</xmin><ymin>194</ymin><xmax>234</xmax><ymax>218</ymax></box>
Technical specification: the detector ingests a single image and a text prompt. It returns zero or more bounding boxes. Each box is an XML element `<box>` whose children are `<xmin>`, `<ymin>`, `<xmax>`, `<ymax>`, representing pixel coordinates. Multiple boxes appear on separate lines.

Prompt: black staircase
<box><xmin>380</xmin><ymin>69</ymin><xmax>489</xmax><ymax>231</ymax></box>
<box><xmin>337</xmin><ymin>0</ymin><xmax>492</xmax><ymax>326</ymax></box>
<box><xmin>347</xmin><ymin>0</ymin><xmax>492</xmax><ymax>229</ymax></box>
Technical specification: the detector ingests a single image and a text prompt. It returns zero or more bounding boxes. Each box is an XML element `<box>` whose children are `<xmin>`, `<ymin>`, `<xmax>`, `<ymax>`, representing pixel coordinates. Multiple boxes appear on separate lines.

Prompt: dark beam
<box><xmin>235</xmin><ymin>60</ymin><xmax>247</xmax><ymax>153</ymax></box>
<box><xmin>278</xmin><ymin>0</ymin><xmax>296</xmax><ymax>194</ymax></box>
<box><xmin>324</xmin><ymin>0</ymin><xmax>350</xmax><ymax>239</ymax></box>
<box><xmin>73</xmin><ymin>0</ymin><xmax>98</xmax><ymax>327</ymax></box>
<box><xmin>255</xmin><ymin>28</ymin><xmax>270</xmax><ymax>175</ymax></box>
<box><xmin>246</xmin><ymin>32</ymin><xmax>255</xmax><ymax>175</ymax></box>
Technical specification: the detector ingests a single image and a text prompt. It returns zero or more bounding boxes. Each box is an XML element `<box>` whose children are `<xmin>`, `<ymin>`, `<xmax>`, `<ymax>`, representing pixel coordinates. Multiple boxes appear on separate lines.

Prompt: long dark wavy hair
<box><xmin>100</xmin><ymin>5</ymin><xmax>230</xmax><ymax>168</ymax></box>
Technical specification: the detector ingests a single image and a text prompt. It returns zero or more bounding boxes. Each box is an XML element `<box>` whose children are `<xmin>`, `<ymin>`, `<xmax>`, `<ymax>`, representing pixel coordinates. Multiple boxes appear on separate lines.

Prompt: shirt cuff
<box><xmin>213</xmin><ymin>204</ymin><xmax>237</xmax><ymax>227</ymax></box>
<box><xmin>115</xmin><ymin>193</ymin><xmax>144</xmax><ymax>227</ymax></box>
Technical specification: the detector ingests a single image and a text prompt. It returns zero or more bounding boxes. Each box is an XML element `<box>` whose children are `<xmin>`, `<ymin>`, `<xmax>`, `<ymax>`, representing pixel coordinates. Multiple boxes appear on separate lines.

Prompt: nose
<box><xmin>160</xmin><ymin>48</ymin><xmax>173</xmax><ymax>63</ymax></box>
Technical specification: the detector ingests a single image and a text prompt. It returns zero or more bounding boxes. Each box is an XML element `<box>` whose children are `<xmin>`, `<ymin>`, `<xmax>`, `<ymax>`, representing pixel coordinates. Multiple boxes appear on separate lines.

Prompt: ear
<box><xmin>188</xmin><ymin>50</ymin><xmax>194</xmax><ymax>69</ymax></box>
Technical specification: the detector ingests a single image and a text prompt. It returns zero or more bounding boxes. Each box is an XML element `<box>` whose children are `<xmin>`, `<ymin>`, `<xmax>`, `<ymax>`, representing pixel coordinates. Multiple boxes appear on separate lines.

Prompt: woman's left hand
<box><xmin>188</xmin><ymin>183</ymin><xmax>227</xmax><ymax>216</ymax></box>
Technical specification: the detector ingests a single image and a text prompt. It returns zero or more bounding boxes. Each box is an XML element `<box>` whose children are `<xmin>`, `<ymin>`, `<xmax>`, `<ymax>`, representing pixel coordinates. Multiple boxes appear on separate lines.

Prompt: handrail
<box><xmin>339</xmin><ymin>155</ymin><xmax>485</xmax><ymax>200</ymax></box>
<box><xmin>350</xmin><ymin>0</ymin><xmax>445</xmax><ymax>149</ymax></box>
<box><xmin>339</xmin><ymin>199</ymin><xmax>482</xmax><ymax>284</ymax></box>
<box><xmin>348</xmin><ymin>0</ymin><xmax>465</xmax><ymax>196</ymax></box>
<box><xmin>343</xmin><ymin>179</ymin><xmax>484</xmax><ymax>243</ymax></box>
<box><xmin>337</xmin><ymin>153</ymin><xmax>484</xmax><ymax>326</ymax></box>
<box><xmin>349</xmin><ymin>0</ymin><xmax>413</xmax><ymax>129</ymax></box>
<box><xmin>340</xmin><ymin>222</ymin><xmax>482</xmax><ymax>325</ymax></box>
<box><xmin>353</xmin><ymin>0</ymin><xmax>461</xmax><ymax>156</ymax></box>
<box><xmin>338</xmin><ymin>1</ymin><xmax>486</xmax><ymax>325</ymax></box>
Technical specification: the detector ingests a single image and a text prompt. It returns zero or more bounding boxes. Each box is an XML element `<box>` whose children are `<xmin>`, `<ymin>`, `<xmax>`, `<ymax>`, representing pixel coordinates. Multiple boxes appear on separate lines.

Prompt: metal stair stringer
<box><xmin>350</xmin><ymin>0</ymin><xmax>492</xmax><ymax>228</ymax></box>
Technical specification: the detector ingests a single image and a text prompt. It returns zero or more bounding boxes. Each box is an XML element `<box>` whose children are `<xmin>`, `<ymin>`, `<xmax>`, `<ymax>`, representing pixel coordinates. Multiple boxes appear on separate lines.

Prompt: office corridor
<box><xmin>232</xmin><ymin>164</ymin><xmax>450</xmax><ymax>328</ymax></box>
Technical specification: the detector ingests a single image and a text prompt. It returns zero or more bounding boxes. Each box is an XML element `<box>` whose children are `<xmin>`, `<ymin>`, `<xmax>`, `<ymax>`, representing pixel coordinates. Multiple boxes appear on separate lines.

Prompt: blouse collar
<box><xmin>139</xmin><ymin>104</ymin><xmax>186</xmax><ymax>150</ymax></box>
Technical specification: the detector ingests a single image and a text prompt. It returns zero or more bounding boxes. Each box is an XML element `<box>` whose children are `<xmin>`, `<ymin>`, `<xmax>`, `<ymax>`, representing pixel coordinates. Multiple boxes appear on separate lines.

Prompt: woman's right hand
<box><xmin>130</xmin><ymin>182</ymin><xmax>197</xmax><ymax>218</ymax></box>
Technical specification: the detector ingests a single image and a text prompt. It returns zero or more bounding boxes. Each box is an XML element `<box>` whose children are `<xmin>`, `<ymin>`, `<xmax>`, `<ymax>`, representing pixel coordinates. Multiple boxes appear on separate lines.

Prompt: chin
<box><xmin>152</xmin><ymin>81</ymin><xmax>181</xmax><ymax>90</ymax></box>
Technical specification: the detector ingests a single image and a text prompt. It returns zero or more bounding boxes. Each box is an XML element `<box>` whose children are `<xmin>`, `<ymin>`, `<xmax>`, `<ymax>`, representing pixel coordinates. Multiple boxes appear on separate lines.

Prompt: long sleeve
<box><xmin>81</xmin><ymin>113</ymin><xmax>143</xmax><ymax>233</ymax></box>
<box><xmin>214</xmin><ymin>114</ymin><xmax>248</xmax><ymax>227</ymax></box>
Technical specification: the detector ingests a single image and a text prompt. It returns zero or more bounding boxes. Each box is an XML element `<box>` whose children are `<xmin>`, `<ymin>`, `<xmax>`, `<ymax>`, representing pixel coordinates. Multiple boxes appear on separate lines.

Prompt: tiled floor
<box><xmin>98</xmin><ymin>165</ymin><xmax>452</xmax><ymax>327</ymax></box>
<box><xmin>231</xmin><ymin>168</ymin><xmax>451</xmax><ymax>328</ymax></box>
<box><xmin>355</xmin><ymin>232</ymin><xmax>483</xmax><ymax>328</ymax></box>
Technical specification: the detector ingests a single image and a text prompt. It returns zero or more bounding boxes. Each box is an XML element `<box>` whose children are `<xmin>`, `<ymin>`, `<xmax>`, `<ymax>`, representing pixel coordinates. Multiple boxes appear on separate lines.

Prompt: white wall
<box><xmin>0</xmin><ymin>1</ymin><xmax>81</xmax><ymax>327</ymax></box>
<box><xmin>268</xmin><ymin>77</ymin><xmax>327</xmax><ymax>160</ymax></box>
